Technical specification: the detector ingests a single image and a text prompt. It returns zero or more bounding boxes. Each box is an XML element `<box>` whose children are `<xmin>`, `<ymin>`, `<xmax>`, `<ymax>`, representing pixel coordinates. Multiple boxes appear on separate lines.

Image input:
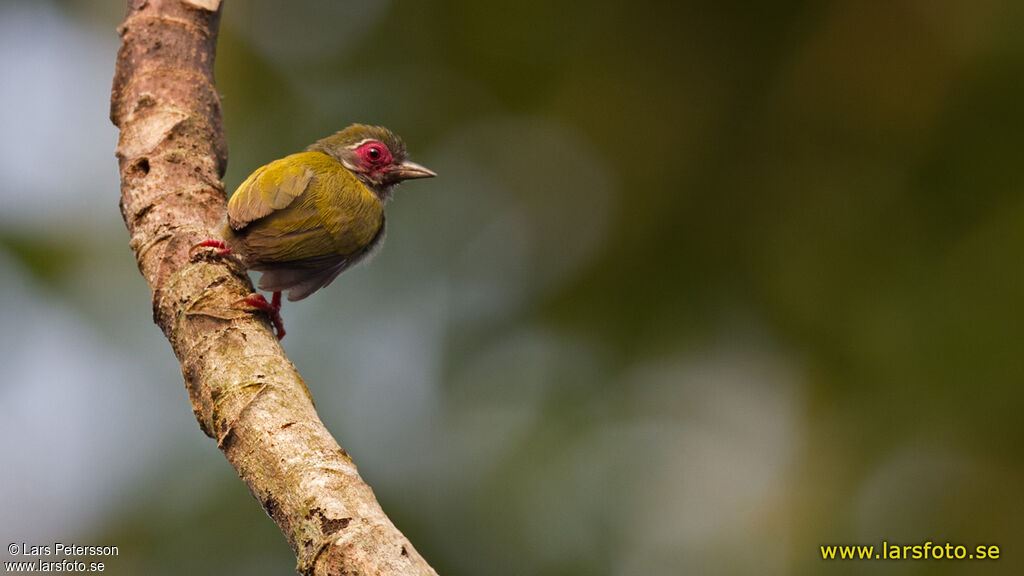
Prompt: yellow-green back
<box><xmin>226</xmin><ymin>151</ymin><xmax>384</xmax><ymax>266</ymax></box>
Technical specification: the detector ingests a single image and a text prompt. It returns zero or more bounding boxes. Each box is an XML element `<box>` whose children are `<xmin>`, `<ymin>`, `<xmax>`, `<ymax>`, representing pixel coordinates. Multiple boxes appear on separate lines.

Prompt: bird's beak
<box><xmin>386</xmin><ymin>160</ymin><xmax>437</xmax><ymax>183</ymax></box>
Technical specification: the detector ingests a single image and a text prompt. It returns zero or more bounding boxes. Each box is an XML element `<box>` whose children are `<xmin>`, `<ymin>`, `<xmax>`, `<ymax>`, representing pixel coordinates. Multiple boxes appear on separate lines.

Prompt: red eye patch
<box><xmin>356</xmin><ymin>141</ymin><xmax>392</xmax><ymax>170</ymax></box>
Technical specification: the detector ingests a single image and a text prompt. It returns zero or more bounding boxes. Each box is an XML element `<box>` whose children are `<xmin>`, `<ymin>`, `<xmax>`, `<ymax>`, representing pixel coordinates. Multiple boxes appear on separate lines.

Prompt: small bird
<box><xmin>194</xmin><ymin>124</ymin><xmax>435</xmax><ymax>339</ymax></box>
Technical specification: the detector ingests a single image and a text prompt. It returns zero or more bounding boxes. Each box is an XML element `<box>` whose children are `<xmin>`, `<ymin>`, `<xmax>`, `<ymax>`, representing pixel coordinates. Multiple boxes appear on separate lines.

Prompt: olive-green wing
<box><xmin>227</xmin><ymin>154</ymin><xmax>316</xmax><ymax>230</ymax></box>
<box><xmin>239</xmin><ymin>196</ymin><xmax>345</xmax><ymax>265</ymax></box>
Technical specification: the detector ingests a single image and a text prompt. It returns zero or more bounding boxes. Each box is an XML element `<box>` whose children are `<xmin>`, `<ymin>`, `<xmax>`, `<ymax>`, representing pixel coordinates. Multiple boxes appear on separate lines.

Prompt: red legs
<box><xmin>190</xmin><ymin>238</ymin><xmax>232</xmax><ymax>257</ymax></box>
<box><xmin>191</xmin><ymin>239</ymin><xmax>286</xmax><ymax>340</ymax></box>
<box><xmin>235</xmin><ymin>291</ymin><xmax>286</xmax><ymax>340</ymax></box>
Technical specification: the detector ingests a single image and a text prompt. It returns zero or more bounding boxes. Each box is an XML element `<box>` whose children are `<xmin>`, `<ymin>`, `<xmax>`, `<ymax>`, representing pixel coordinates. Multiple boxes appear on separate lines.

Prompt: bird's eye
<box><xmin>357</xmin><ymin>141</ymin><xmax>391</xmax><ymax>168</ymax></box>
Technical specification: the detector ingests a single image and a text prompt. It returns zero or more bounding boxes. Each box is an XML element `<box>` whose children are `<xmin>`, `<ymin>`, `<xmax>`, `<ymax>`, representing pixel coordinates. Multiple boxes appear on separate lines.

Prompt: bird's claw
<box><xmin>234</xmin><ymin>292</ymin><xmax>286</xmax><ymax>340</ymax></box>
<box><xmin>190</xmin><ymin>239</ymin><xmax>233</xmax><ymax>258</ymax></box>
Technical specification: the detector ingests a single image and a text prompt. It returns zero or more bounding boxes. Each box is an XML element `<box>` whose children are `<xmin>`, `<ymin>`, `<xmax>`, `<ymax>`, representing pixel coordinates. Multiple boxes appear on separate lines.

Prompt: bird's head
<box><xmin>309</xmin><ymin>124</ymin><xmax>435</xmax><ymax>200</ymax></box>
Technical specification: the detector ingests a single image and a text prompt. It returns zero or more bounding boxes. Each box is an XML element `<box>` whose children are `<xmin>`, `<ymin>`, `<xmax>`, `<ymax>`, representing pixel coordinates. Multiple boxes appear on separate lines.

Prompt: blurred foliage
<box><xmin>0</xmin><ymin>233</ymin><xmax>84</xmax><ymax>287</ymax></box>
<box><xmin>2</xmin><ymin>1</ymin><xmax>1024</xmax><ymax>575</ymax></box>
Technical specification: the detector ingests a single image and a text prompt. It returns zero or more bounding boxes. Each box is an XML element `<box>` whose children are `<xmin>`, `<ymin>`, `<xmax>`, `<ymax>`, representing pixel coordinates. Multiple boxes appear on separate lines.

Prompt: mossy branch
<box><xmin>110</xmin><ymin>1</ymin><xmax>437</xmax><ymax>574</ymax></box>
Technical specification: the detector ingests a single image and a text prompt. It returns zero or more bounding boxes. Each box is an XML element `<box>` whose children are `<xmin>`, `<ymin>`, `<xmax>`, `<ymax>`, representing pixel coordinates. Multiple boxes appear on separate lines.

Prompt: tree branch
<box><xmin>110</xmin><ymin>1</ymin><xmax>437</xmax><ymax>574</ymax></box>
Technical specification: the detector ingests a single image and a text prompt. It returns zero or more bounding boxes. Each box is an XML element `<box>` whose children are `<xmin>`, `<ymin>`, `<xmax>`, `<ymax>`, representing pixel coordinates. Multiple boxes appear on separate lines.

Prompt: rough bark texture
<box><xmin>110</xmin><ymin>2</ymin><xmax>438</xmax><ymax>574</ymax></box>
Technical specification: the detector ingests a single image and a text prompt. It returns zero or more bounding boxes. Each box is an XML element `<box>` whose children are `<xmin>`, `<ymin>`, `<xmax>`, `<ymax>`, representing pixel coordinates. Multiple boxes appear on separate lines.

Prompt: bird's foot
<box><xmin>234</xmin><ymin>291</ymin><xmax>286</xmax><ymax>340</ymax></box>
<box><xmin>190</xmin><ymin>238</ymin><xmax>233</xmax><ymax>257</ymax></box>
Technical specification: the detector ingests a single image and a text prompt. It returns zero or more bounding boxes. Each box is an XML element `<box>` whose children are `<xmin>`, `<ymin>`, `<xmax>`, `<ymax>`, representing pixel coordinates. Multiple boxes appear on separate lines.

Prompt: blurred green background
<box><xmin>2</xmin><ymin>1</ymin><xmax>1023</xmax><ymax>575</ymax></box>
